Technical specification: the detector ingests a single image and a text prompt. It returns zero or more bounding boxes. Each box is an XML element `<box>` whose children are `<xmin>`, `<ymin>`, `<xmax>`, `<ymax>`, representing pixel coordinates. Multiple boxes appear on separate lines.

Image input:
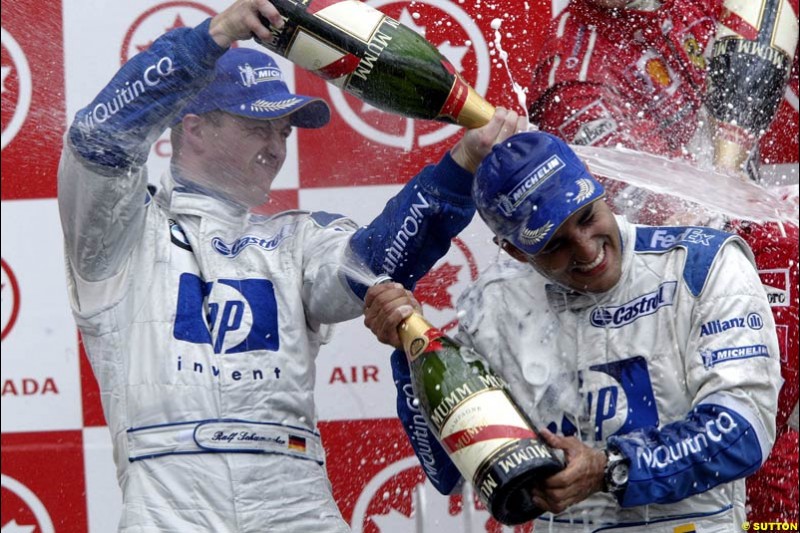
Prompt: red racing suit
<box><xmin>528</xmin><ymin>0</ymin><xmax>721</xmax><ymax>158</ymax></box>
<box><xmin>732</xmin><ymin>220</ymin><xmax>799</xmax><ymax>522</ymax></box>
<box><xmin>528</xmin><ymin>0</ymin><xmax>799</xmax><ymax>522</ymax></box>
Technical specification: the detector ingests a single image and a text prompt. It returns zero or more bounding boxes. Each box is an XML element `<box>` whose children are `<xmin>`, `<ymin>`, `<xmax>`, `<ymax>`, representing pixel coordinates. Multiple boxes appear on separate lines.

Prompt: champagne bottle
<box><xmin>254</xmin><ymin>0</ymin><xmax>495</xmax><ymax>128</ymax></box>
<box><xmin>398</xmin><ymin>312</ymin><xmax>563</xmax><ymax>525</ymax></box>
<box><xmin>707</xmin><ymin>0</ymin><xmax>797</xmax><ymax>176</ymax></box>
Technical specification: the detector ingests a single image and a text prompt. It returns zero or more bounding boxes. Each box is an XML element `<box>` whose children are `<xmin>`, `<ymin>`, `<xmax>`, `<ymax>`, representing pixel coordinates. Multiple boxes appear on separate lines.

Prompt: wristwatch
<box><xmin>603</xmin><ymin>447</ymin><xmax>630</xmax><ymax>498</ymax></box>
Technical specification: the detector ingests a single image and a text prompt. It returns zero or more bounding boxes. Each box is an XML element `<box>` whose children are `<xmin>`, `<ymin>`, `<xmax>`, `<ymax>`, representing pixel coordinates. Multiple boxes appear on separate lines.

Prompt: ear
<box><xmin>495</xmin><ymin>238</ymin><xmax>530</xmax><ymax>264</ymax></box>
<box><xmin>180</xmin><ymin>114</ymin><xmax>207</xmax><ymax>154</ymax></box>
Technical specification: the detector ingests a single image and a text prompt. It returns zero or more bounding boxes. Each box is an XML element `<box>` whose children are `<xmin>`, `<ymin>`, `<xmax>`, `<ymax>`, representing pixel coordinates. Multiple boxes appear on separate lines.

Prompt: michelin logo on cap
<box><xmin>239</xmin><ymin>63</ymin><xmax>282</xmax><ymax>87</ymax></box>
<box><xmin>499</xmin><ymin>155</ymin><xmax>565</xmax><ymax>216</ymax></box>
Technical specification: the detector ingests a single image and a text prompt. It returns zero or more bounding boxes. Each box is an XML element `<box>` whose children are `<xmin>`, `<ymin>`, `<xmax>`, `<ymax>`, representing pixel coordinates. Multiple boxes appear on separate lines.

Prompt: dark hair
<box><xmin>170</xmin><ymin>110</ymin><xmax>228</xmax><ymax>157</ymax></box>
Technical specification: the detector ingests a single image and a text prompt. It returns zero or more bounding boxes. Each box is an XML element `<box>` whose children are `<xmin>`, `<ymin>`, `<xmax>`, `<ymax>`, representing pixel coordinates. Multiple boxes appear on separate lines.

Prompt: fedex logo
<box><xmin>590</xmin><ymin>282</ymin><xmax>677</xmax><ymax>328</ymax></box>
<box><xmin>649</xmin><ymin>228</ymin><xmax>715</xmax><ymax>248</ymax></box>
<box><xmin>173</xmin><ymin>273</ymin><xmax>279</xmax><ymax>354</ymax></box>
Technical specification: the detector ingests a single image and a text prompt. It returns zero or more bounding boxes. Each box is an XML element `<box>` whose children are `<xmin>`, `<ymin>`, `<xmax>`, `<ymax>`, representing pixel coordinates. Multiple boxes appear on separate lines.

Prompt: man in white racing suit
<box><xmin>363</xmin><ymin>131</ymin><xmax>782</xmax><ymax>532</ymax></box>
<box><xmin>57</xmin><ymin>1</ymin><xmax>528</xmax><ymax>531</ymax></box>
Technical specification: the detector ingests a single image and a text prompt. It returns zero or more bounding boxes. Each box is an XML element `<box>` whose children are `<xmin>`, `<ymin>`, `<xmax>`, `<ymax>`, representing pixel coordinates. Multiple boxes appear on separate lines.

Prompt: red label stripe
<box><xmin>422</xmin><ymin>327</ymin><xmax>445</xmax><ymax>354</ymax></box>
<box><xmin>307</xmin><ymin>0</ymin><xmax>344</xmax><ymax>15</ymax></box>
<box><xmin>442</xmin><ymin>425</ymin><xmax>537</xmax><ymax>453</ymax></box>
<box><xmin>437</xmin><ymin>61</ymin><xmax>468</xmax><ymax>121</ymax></box>
<box><xmin>719</xmin><ymin>8</ymin><xmax>759</xmax><ymax>41</ymax></box>
<box><xmin>314</xmin><ymin>53</ymin><xmax>362</xmax><ymax>80</ymax></box>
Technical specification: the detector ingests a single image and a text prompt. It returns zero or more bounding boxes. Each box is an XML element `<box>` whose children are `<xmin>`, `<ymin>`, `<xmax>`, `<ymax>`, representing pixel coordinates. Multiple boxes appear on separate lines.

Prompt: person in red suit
<box><xmin>527</xmin><ymin>0</ymin><xmax>799</xmax><ymax>522</ymax></box>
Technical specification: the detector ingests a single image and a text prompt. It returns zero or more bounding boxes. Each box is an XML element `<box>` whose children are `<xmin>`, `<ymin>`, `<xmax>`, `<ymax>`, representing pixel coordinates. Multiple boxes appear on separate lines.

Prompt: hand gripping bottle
<box><xmin>255</xmin><ymin>0</ymin><xmax>495</xmax><ymax>128</ymax></box>
<box><xmin>397</xmin><ymin>311</ymin><xmax>564</xmax><ymax>525</ymax></box>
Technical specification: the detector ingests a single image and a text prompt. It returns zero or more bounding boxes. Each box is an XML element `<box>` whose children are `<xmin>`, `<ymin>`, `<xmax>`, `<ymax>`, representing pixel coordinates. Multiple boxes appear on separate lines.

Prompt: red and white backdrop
<box><xmin>1</xmin><ymin>1</ymin><xmax>798</xmax><ymax>532</ymax></box>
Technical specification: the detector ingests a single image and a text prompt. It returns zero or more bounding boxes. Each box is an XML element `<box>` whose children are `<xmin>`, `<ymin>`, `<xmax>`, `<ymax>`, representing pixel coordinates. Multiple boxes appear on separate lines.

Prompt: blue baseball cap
<box><xmin>473</xmin><ymin>131</ymin><xmax>605</xmax><ymax>255</ymax></box>
<box><xmin>174</xmin><ymin>48</ymin><xmax>330</xmax><ymax>128</ymax></box>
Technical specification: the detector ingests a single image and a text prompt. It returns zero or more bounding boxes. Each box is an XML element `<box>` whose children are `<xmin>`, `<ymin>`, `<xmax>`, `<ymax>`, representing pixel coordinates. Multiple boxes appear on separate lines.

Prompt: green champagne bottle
<box><xmin>255</xmin><ymin>0</ymin><xmax>495</xmax><ymax>128</ymax></box>
<box><xmin>398</xmin><ymin>312</ymin><xmax>564</xmax><ymax>525</ymax></box>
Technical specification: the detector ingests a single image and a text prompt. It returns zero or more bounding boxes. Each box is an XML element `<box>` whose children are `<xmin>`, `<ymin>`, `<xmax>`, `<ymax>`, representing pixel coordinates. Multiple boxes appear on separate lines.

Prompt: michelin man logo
<box><xmin>701</xmin><ymin>344</ymin><xmax>769</xmax><ymax>369</ymax></box>
<box><xmin>499</xmin><ymin>155</ymin><xmax>565</xmax><ymax>216</ymax></box>
<box><xmin>239</xmin><ymin>63</ymin><xmax>282</xmax><ymax>87</ymax></box>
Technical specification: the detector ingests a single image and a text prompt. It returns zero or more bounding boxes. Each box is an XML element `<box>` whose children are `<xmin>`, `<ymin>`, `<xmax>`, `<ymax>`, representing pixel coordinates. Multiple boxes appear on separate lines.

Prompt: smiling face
<box><xmin>505</xmin><ymin>199</ymin><xmax>623</xmax><ymax>293</ymax></box>
<box><xmin>187</xmin><ymin>112</ymin><xmax>292</xmax><ymax>208</ymax></box>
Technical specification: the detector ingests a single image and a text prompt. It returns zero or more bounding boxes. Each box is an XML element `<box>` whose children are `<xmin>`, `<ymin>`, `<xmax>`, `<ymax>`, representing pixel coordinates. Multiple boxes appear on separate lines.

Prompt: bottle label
<box><xmin>437</xmin><ymin>388</ymin><xmax>540</xmax><ymax>483</ymax></box>
<box><xmin>310</xmin><ymin>0</ymin><xmax>385</xmax><ymax>42</ymax></box>
<box><xmin>276</xmin><ymin>0</ymin><xmax>401</xmax><ymax>91</ymax></box>
<box><xmin>437</xmin><ymin>62</ymin><xmax>468</xmax><ymax>123</ymax></box>
<box><xmin>474</xmin><ymin>436</ymin><xmax>559</xmax><ymax>506</ymax></box>
<box><xmin>404</xmin><ymin>325</ymin><xmax>445</xmax><ymax>362</ymax></box>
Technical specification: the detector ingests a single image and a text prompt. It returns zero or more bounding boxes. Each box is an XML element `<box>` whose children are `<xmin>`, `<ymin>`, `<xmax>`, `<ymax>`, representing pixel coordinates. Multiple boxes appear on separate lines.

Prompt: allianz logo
<box><xmin>700</xmin><ymin>313</ymin><xmax>763</xmax><ymax>337</ymax></box>
<box><xmin>590</xmin><ymin>281</ymin><xmax>677</xmax><ymax>328</ymax></box>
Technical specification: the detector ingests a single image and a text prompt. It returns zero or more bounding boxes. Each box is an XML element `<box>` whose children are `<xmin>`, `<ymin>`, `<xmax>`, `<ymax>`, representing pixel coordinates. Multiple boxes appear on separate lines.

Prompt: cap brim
<box><xmin>223</xmin><ymin>96</ymin><xmax>330</xmax><ymax>129</ymax></box>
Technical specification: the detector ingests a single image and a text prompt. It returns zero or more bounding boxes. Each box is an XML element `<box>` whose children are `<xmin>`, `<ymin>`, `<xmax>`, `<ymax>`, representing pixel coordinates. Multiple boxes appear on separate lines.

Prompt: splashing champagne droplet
<box><xmin>491</xmin><ymin>18</ymin><xmax>529</xmax><ymax>123</ymax></box>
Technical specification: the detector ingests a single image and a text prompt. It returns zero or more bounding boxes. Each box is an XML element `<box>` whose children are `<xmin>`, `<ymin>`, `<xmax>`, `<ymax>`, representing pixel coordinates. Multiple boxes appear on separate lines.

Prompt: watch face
<box><xmin>611</xmin><ymin>463</ymin><xmax>629</xmax><ymax>485</ymax></box>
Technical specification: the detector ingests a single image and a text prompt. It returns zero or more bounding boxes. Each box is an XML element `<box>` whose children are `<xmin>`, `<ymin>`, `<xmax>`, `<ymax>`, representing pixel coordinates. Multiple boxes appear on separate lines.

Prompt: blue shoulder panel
<box><xmin>634</xmin><ymin>226</ymin><xmax>737</xmax><ymax>297</ymax></box>
<box><xmin>310</xmin><ymin>211</ymin><xmax>348</xmax><ymax>228</ymax></box>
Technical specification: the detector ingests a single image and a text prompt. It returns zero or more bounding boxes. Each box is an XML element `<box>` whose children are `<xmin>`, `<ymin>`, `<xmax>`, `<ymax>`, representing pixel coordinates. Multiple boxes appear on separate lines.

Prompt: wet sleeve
<box><xmin>346</xmin><ymin>151</ymin><xmax>476</xmax><ymax>298</ymax></box>
<box><xmin>67</xmin><ymin>18</ymin><xmax>225</xmax><ymax>171</ymax></box>
<box><xmin>608</xmin><ymin>243</ymin><xmax>781</xmax><ymax>507</ymax></box>
<box><xmin>58</xmin><ymin>19</ymin><xmax>224</xmax><ymax>282</ymax></box>
<box><xmin>391</xmin><ymin>348</ymin><xmax>463</xmax><ymax>495</ymax></box>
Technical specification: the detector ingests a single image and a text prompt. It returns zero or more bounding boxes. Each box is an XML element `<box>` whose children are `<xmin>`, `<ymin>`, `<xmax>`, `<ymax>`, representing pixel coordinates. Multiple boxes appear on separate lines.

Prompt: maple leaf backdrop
<box><xmin>1</xmin><ymin>1</ymin><xmax>797</xmax><ymax>532</ymax></box>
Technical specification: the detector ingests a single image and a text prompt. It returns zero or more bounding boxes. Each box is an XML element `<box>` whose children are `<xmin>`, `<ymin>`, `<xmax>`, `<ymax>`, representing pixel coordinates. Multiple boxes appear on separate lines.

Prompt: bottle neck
<box><xmin>458</xmin><ymin>86</ymin><xmax>495</xmax><ymax>129</ymax></box>
<box><xmin>398</xmin><ymin>312</ymin><xmax>437</xmax><ymax>361</ymax></box>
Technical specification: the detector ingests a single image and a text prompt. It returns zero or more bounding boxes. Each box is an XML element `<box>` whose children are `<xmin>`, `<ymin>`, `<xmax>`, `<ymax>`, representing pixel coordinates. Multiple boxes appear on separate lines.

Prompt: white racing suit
<box><xmin>58</xmin><ymin>19</ymin><xmax>477</xmax><ymax>533</ymax></box>
<box><xmin>391</xmin><ymin>217</ymin><xmax>781</xmax><ymax>532</ymax></box>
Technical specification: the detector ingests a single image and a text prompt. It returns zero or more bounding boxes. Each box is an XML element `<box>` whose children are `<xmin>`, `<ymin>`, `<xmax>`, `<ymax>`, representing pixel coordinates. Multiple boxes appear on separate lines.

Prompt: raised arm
<box><xmin>347</xmin><ymin>108</ymin><xmax>528</xmax><ymax>296</ymax></box>
<box><xmin>58</xmin><ymin>0</ymin><xmax>281</xmax><ymax>283</ymax></box>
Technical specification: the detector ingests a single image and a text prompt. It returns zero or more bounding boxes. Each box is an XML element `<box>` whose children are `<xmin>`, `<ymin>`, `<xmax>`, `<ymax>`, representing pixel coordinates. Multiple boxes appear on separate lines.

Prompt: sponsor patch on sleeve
<box><xmin>700</xmin><ymin>344</ymin><xmax>769</xmax><ymax>369</ymax></box>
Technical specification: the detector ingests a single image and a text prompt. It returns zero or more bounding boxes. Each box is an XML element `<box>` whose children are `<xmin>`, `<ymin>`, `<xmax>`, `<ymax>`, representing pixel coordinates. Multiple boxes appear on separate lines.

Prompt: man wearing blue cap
<box><xmin>365</xmin><ymin>131</ymin><xmax>782</xmax><ymax>531</ymax></box>
<box><xmin>57</xmin><ymin>0</ymin><xmax>528</xmax><ymax>531</ymax></box>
